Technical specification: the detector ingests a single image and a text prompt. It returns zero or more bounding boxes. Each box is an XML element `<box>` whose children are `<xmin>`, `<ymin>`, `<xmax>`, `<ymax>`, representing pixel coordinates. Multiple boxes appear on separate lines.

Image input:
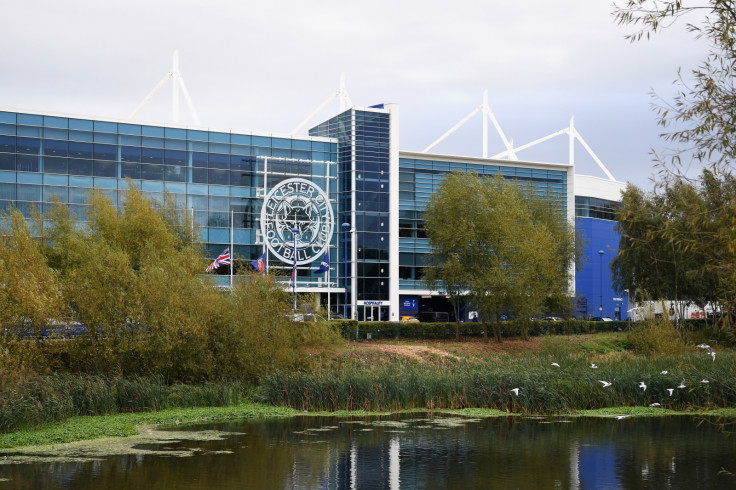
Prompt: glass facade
<box><xmin>311</xmin><ymin>108</ymin><xmax>391</xmax><ymax>304</ymax></box>
<box><xmin>0</xmin><ymin>110</ymin><xmax>338</xmax><ymax>285</ymax></box>
<box><xmin>1</xmin><ymin>106</ymin><xmax>609</xmax><ymax>321</ymax></box>
<box><xmin>575</xmin><ymin>195</ymin><xmax>620</xmax><ymax>221</ymax></box>
<box><xmin>397</xmin><ymin>156</ymin><xmax>568</xmax><ymax>293</ymax></box>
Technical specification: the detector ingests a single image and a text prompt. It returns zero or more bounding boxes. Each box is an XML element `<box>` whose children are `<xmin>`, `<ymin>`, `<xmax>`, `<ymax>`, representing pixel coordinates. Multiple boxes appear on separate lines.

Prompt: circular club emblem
<box><xmin>260</xmin><ymin>178</ymin><xmax>334</xmax><ymax>265</ymax></box>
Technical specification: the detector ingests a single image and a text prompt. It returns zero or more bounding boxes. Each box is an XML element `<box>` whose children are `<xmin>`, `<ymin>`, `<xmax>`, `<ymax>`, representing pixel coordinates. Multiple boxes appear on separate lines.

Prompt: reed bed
<box><xmin>259</xmin><ymin>352</ymin><xmax>736</xmax><ymax>413</ymax></box>
<box><xmin>0</xmin><ymin>372</ymin><xmax>249</xmax><ymax>433</ymax></box>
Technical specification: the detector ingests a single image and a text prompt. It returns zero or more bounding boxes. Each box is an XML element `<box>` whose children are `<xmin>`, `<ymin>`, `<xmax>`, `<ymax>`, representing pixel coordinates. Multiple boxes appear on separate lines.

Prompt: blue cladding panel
<box><xmin>575</xmin><ymin>217</ymin><xmax>628</xmax><ymax>320</ymax></box>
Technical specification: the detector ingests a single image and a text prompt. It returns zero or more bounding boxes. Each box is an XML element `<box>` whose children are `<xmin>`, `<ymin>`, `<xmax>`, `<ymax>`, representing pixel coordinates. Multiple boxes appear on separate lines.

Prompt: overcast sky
<box><xmin>1</xmin><ymin>1</ymin><xmax>705</xmax><ymax>189</ymax></box>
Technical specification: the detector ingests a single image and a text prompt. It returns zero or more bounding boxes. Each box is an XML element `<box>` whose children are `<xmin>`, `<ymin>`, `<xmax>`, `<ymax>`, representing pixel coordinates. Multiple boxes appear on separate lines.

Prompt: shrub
<box><xmin>627</xmin><ymin>319</ymin><xmax>685</xmax><ymax>356</ymax></box>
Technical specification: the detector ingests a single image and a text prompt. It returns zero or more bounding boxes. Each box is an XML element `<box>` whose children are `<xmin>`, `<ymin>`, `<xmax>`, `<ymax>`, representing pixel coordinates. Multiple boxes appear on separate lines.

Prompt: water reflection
<box><xmin>1</xmin><ymin>415</ymin><xmax>735</xmax><ymax>489</ymax></box>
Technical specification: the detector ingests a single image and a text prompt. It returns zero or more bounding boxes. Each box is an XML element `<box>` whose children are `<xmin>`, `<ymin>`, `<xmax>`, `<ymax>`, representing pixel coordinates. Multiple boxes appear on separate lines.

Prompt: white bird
<box><xmin>639</xmin><ymin>381</ymin><xmax>647</xmax><ymax>392</ymax></box>
<box><xmin>616</xmin><ymin>415</ymin><xmax>630</xmax><ymax>420</ymax></box>
<box><xmin>660</xmin><ymin>370</ymin><xmax>669</xmax><ymax>375</ymax></box>
<box><xmin>678</xmin><ymin>379</ymin><xmax>686</xmax><ymax>389</ymax></box>
<box><xmin>710</xmin><ymin>351</ymin><xmax>716</xmax><ymax>362</ymax></box>
<box><xmin>551</xmin><ymin>362</ymin><xmax>560</xmax><ymax>368</ymax></box>
<box><xmin>667</xmin><ymin>388</ymin><xmax>674</xmax><ymax>396</ymax></box>
<box><xmin>590</xmin><ymin>363</ymin><xmax>598</xmax><ymax>369</ymax></box>
<box><xmin>702</xmin><ymin>379</ymin><xmax>710</xmax><ymax>384</ymax></box>
<box><xmin>599</xmin><ymin>380</ymin><xmax>612</xmax><ymax>388</ymax></box>
<box><xmin>510</xmin><ymin>388</ymin><xmax>520</xmax><ymax>396</ymax></box>
<box><xmin>696</xmin><ymin>343</ymin><xmax>712</xmax><ymax>351</ymax></box>
<box><xmin>650</xmin><ymin>403</ymin><xmax>661</xmax><ymax>407</ymax></box>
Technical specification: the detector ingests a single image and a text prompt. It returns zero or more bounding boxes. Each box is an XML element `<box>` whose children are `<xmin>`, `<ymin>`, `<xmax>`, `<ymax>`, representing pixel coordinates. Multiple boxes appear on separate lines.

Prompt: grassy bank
<box><xmin>261</xmin><ymin>351</ymin><xmax>736</xmax><ymax>413</ymax></box>
<box><xmin>0</xmin><ymin>402</ymin><xmax>299</xmax><ymax>449</ymax></box>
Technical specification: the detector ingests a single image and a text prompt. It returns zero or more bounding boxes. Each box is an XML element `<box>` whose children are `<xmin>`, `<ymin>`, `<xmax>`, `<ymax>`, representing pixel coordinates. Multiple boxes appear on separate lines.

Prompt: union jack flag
<box><xmin>206</xmin><ymin>248</ymin><xmax>231</xmax><ymax>272</ymax></box>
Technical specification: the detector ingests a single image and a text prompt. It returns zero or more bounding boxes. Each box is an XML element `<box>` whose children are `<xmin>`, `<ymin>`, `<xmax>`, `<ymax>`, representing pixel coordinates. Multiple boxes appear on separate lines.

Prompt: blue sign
<box><xmin>402</xmin><ymin>297</ymin><xmax>418</xmax><ymax>311</ymax></box>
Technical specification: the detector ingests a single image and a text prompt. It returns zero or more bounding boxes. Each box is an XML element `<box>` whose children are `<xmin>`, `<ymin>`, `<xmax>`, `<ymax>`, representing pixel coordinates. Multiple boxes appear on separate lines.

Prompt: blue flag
<box><xmin>250</xmin><ymin>253</ymin><xmax>266</xmax><ymax>274</ymax></box>
<box><xmin>314</xmin><ymin>251</ymin><xmax>330</xmax><ymax>274</ymax></box>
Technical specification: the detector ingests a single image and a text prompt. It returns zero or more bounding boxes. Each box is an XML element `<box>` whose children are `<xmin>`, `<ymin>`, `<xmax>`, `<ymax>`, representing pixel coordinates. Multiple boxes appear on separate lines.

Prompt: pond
<box><xmin>1</xmin><ymin>414</ymin><xmax>735</xmax><ymax>489</ymax></box>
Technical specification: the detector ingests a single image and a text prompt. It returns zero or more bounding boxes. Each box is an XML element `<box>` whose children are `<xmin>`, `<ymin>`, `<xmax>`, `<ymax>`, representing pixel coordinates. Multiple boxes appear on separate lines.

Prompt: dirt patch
<box><xmin>357</xmin><ymin>343</ymin><xmax>458</xmax><ymax>362</ymax></box>
<box><xmin>346</xmin><ymin>337</ymin><xmax>545</xmax><ymax>361</ymax></box>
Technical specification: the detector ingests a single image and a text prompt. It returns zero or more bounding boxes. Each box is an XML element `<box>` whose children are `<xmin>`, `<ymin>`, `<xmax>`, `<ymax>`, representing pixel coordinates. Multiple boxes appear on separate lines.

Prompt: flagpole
<box><xmin>327</xmin><ymin>254</ymin><xmax>331</xmax><ymax>319</ymax></box>
<box><xmin>230</xmin><ymin>209</ymin><xmax>234</xmax><ymax>289</ymax></box>
<box><xmin>291</xmin><ymin>226</ymin><xmax>298</xmax><ymax>311</ymax></box>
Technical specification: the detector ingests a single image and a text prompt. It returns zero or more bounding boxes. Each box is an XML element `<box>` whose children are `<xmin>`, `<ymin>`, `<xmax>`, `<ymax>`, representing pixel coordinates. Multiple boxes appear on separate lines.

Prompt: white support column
<box><xmin>482</xmin><ymin>90</ymin><xmax>489</xmax><ymax>158</ymax></box>
<box><xmin>569</xmin><ymin>117</ymin><xmax>575</xmax><ymax>168</ymax></box>
<box><xmin>386</xmin><ymin>103</ymin><xmax>400</xmax><ymax>321</ymax></box>
<box><xmin>172</xmin><ymin>50</ymin><xmax>180</xmax><ymax>124</ymax></box>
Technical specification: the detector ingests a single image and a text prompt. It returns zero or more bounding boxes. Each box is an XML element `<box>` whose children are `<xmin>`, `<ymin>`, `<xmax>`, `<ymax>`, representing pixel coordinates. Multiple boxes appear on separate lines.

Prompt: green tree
<box><xmin>614</xmin><ymin>0</ymin><xmax>736</xmax><ymax>173</ymax></box>
<box><xmin>0</xmin><ymin>209</ymin><xmax>64</xmax><ymax>338</ymax></box>
<box><xmin>424</xmin><ymin>173</ymin><xmax>576</xmax><ymax>342</ymax></box>
<box><xmin>612</xmin><ymin>178</ymin><xmax>720</xmax><ymax>320</ymax></box>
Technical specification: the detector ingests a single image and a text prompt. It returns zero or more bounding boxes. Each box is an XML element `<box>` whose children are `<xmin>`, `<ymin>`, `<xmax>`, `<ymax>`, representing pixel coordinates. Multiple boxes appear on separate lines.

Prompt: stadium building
<box><xmin>0</xmin><ymin>95</ymin><xmax>627</xmax><ymax>322</ymax></box>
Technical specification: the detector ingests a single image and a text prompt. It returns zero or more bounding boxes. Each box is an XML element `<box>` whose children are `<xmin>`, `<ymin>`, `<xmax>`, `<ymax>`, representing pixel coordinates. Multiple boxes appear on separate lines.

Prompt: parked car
<box><xmin>400</xmin><ymin>316</ymin><xmax>419</xmax><ymax>323</ymax></box>
<box><xmin>542</xmin><ymin>316</ymin><xmax>563</xmax><ymax>321</ymax></box>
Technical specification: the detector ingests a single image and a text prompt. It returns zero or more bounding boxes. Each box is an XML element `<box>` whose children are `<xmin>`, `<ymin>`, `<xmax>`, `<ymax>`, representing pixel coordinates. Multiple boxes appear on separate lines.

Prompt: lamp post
<box><xmin>598</xmin><ymin>250</ymin><xmax>604</xmax><ymax>318</ymax></box>
<box><xmin>292</xmin><ymin>226</ymin><xmax>298</xmax><ymax>311</ymax></box>
<box><xmin>342</xmin><ymin>222</ymin><xmax>350</xmax><ymax>319</ymax></box>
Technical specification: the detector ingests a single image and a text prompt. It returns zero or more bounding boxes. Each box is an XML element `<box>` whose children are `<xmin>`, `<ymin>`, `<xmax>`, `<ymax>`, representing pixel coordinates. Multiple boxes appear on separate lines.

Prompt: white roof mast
<box><xmin>423</xmin><ymin>90</ymin><xmax>616</xmax><ymax>181</ymax></box>
<box><xmin>129</xmin><ymin>50</ymin><xmax>202</xmax><ymax>126</ymax></box>
<box><xmin>290</xmin><ymin>73</ymin><xmax>353</xmax><ymax>136</ymax></box>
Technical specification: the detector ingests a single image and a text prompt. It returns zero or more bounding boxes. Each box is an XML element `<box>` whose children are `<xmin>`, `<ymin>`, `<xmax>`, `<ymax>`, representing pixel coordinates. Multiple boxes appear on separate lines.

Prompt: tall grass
<box><xmin>0</xmin><ymin>370</ymin><xmax>250</xmax><ymax>433</ymax></box>
<box><xmin>259</xmin><ymin>352</ymin><xmax>736</xmax><ymax>413</ymax></box>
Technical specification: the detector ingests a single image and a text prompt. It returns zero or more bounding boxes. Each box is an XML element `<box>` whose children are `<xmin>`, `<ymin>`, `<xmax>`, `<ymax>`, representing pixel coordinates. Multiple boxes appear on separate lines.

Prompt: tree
<box><xmin>0</xmin><ymin>209</ymin><xmax>64</xmax><ymax>338</ymax></box>
<box><xmin>423</xmin><ymin>173</ymin><xmax>576</xmax><ymax>342</ymax></box>
<box><xmin>614</xmin><ymin>1</ymin><xmax>736</xmax><ymax>174</ymax></box>
<box><xmin>612</xmin><ymin>177</ymin><xmax>721</xmax><ymax>320</ymax></box>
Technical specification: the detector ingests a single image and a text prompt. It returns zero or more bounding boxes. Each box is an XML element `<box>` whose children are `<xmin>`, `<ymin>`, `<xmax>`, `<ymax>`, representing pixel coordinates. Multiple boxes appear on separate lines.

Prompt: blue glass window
<box><xmin>43</xmin><ymin>116</ymin><xmax>68</xmax><ymax>129</ymax></box>
<box><xmin>17</xmin><ymin>184</ymin><xmax>42</xmax><ymax>201</ymax></box>
<box><xmin>164</xmin><ymin>138</ymin><xmax>186</xmax><ymax>150</ymax></box>
<box><xmin>121</xmin><ymin>162</ymin><xmax>141</xmax><ymax>179</ymax></box>
<box><xmin>18</xmin><ymin>114</ymin><xmax>42</xmax><ymax>126</ymax></box>
<box><xmin>0</xmin><ymin>112</ymin><xmax>16</xmax><ymax>124</ymax></box>
<box><xmin>93</xmin><ymin>132</ymin><xmax>116</xmax><ymax>144</ymax></box>
<box><xmin>121</xmin><ymin>146</ymin><xmax>141</xmax><ymax>163</ymax></box>
<box><xmin>192</xmin><ymin>152</ymin><xmax>207</xmax><ymax>167</ymax></box>
<box><xmin>231</xmin><ymin>134</ymin><xmax>251</xmax><ymax>145</ymax></box>
<box><xmin>192</xmin><ymin>167</ymin><xmax>208</xmax><ymax>184</ymax></box>
<box><xmin>93</xmin><ymin>121</ymin><xmax>117</xmax><ymax>133</ymax></box>
<box><xmin>68</xmin><ymin>159</ymin><xmax>93</xmax><ymax>176</ymax></box>
<box><xmin>187</xmin><ymin>129</ymin><xmax>208</xmax><ymax>141</ymax></box>
<box><xmin>119</xmin><ymin>135</ymin><xmax>141</xmax><ymax>146</ymax></box>
<box><xmin>0</xmin><ymin>182</ymin><xmax>16</xmax><ymax>200</ymax></box>
<box><xmin>0</xmin><ymin>123</ymin><xmax>16</xmax><ymax>136</ymax></box>
<box><xmin>42</xmin><ymin>139</ymin><xmax>69</xmax><ymax>156</ymax></box>
<box><xmin>16</xmin><ymin>155</ymin><xmax>39</xmax><ymax>172</ymax></box>
<box><xmin>0</xmin><ymin>135</ymin><xmax>15</xmax><ymax>153</ymax></box>
<box><xmin>69</xmin><ymin>142</ymin><xmax>93</xmax><ymax>159</ymax></box>
<box><xmin>208</xmin><ymin>132</ymin><xmax>229</xmax><ymax>143</ymax></box>
<box><xmin>69</xmin><ymin>130</ymin><xmax>94</xmax><ymax>142</ymax></box>
<box><xmin>141</xmin><ymin>126</ymin><xmax>164</xmax><ymax>137</ymax></box>
<box><xmin>45</xmin><ymin>157</ymin><xmax>68</xmax><ymax>174</ymax></box>
<box><xmin>141</xmin><ymin>148</ymin><xmax>164</xmax><ymax>164</ymax></box>
<box><xmin>17</xmin><ymin>138</ymin><xmax>40</xmax><ymax>154</ymax></box>
<box><xmin>164</xmin><ymin>165</ymin><xmax>186</xmax><ymax>182</ymax></box>
<box><xmin>94</xmin><ymin>144</ymin><xmax>117</xmax><ymax>161</ymax></box>
<box><xmin>0</xmin><ymin>153</ymin><xmax>14</xmax><ymax>171</ymax></box>
<box><xmin>208</xmin><ymin>153</ymin><xmax>229</xmax><ymax>169</ymax></box>
<box><xmin>94</xmin><ymin>160</ymin><xmax>116</xmax><ymax>178</ymax></box>
<box><xmin>141</xmin><ymin>137</ymin><xmax>164</xmax><ymax>148</ymax></box>
<box><xmin>140</xmin><ymin>164</ymin><xmax>163</xmax><ymax>180</ymax></box>
<box><xmin>44</xmin><ymin>185</ymin><xmax>68</xmax><ymax>203</ymax></box>
<box><xmin>69</xmin><ymin>119</ymin><xmax>94</xmax><ymax>131</ymax></box>
<box><xmin>230</xmin><ymin>170</ymin><xmax>251</xmax><ymax>187</ymax></box>
<box><xmin>164</xmin><ymin>127</ymin><xmax>186</xmax><ymax>139</ymax></box>
<box><xmin>252</xmin><ymin>135</ymin><xmax>271</xmax><ymax>146</ymax></box>
<box><xmin>164</xmin><ymin>150</ymin><xmax>185</xmax><ymax>165</ymax></box>
<box><xmin>118</xmin><ymin>123</ymin><xmax>141</xmax><ymax>135</ymax></box>
<box><xmin>208</xmin><ymin>169</ymin><xmax>229</xmax><ymax>185</ymax></box>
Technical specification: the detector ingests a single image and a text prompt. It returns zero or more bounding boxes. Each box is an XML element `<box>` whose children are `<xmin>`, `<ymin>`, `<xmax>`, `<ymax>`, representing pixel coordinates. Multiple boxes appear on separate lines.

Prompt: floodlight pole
<box><xmin>342</xmin><ymin>222</ymin><xmax>350</xmax><ymax>319</ymax></box>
